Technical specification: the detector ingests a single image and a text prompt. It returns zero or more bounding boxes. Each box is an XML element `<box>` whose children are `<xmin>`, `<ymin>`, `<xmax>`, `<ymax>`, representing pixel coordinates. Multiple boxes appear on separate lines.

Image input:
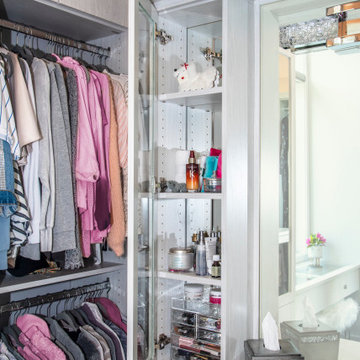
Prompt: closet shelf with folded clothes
<box><xmin>0</xmin><ymin>262</ymin><xmax>123</xmax><ymax>294</ymax></box>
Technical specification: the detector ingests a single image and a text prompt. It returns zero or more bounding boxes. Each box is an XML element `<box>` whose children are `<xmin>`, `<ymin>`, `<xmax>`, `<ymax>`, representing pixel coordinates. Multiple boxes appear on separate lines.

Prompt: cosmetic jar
<box><xmin>168</xmin><ymin>247</ymin><xmax>194</xmax><ymax>272</ymax></box>
<box><xmin>184</xmin><ymin>283</ymin><xmax>204</xmax><ymax>300</ymax></box>
<box><xmin>210</xmin><ymin>288</ymin><xmax>222</xmax><ymax>304</ymax></box>
<box><xmin>203</xmin><ymin>176</ymin><xmax>221</xmax><ymax>193</ymax></box>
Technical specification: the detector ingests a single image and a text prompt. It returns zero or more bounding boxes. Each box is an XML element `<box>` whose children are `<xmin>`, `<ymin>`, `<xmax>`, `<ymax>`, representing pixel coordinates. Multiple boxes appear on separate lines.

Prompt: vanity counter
<box><xmin>296</xmin><ymin>262</ymin><xmax>360</xmax><ymax>292</ymax></box>
<box><xmin>279</xmin><ymin>262</ymin><xmax>360</xmax><ymax>322</ymax></box>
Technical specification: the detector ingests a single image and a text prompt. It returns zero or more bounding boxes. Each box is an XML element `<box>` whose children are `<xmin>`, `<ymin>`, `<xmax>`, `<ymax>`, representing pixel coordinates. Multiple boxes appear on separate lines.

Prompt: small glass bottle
<box><xmin>186</xmin><ymin>150</ymin><xmax>199</xmax><ymax>192</ymax></box>
<box><xmin>211</xmin><ymin>255</ymin><xmax>221</xmax><ymax>278</ymax></box>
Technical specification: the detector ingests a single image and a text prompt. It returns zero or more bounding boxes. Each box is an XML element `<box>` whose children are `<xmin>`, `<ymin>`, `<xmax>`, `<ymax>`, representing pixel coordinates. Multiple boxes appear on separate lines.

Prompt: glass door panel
<box><xmin>128</xmin><ymin>1</ymin><xmax>156</xmax><ymax>359</ymax></box>
<box><xmin>138</xmin><ymin>4</ymin><xmax>155</xmax><ymax>360</ymax></box>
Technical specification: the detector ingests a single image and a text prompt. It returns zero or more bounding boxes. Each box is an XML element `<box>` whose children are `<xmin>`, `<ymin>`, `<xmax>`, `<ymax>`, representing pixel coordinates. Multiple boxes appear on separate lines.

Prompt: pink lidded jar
<box><xmin>209</xmin><ymin>288</ymin><xmax>221</xmax><ymax>304</ymax></box>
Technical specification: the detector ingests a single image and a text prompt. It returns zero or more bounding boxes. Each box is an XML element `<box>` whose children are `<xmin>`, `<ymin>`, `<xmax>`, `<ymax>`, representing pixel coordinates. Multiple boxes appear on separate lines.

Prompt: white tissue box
<box><xmin>244</xmin><ymin>339</ymin><xmax>304</xmax><ymax>359</ymax></box>
<box><xmin>280</xmin><ymin>321</ymin><xmax>339</xmax><ymax>360</ymax></box>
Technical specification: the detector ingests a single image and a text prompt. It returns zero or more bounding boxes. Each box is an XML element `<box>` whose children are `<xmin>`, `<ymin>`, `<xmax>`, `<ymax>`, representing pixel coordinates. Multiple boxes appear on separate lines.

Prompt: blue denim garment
<box><xmin>0</xmin><ymin>216</ymin><xmax>10</xmax><ymax>270</ymax></box>
<box><xmin>0</xmin><ymin>140</ymin><xmax>17</xmax><ymax>218</ymax></box>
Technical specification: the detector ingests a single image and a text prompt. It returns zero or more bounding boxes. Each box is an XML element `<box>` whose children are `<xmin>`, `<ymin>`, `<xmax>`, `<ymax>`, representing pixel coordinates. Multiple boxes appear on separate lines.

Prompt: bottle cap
<box><xmin>213</xmin><ymin>255</ymin><xmax>220</xmax><ymax>261</ymax></box>
<box><xmin>189</xmin><ymin>150</ymin><xmax>196</xmax><ymax>164</ymax></box>
<box><xmin>192</xmin><ymin>233</ymin><xmax>198</xmax><ymax>243</ymax></box>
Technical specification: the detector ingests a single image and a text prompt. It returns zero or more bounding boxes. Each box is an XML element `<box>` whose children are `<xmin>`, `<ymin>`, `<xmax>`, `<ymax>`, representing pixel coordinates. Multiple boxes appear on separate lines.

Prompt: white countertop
<box><xmin>295</xmin><ymin>262</ymin><xmax>360</xmax><ymax>292</ymax></box>
<box><xmin>339</xmin><ymin>339</ymin><xmax>360</xmax><ymax>360</ymax></box>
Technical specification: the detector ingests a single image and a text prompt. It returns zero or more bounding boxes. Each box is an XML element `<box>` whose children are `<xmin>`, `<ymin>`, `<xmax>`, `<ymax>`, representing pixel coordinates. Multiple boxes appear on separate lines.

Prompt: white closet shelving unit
<box><xmin>0</xmin><ymin>0</ymin><xmax>129</xmax><ymax>338</ymax></box>
<box><xmin>129</xmin><ymin>0</ymin><xmax>251</xmax><ymax>358</ymax></box>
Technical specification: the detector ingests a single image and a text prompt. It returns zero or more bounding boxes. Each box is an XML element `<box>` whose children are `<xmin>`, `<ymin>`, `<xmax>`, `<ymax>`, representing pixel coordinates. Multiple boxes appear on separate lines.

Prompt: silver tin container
<box><xmin>168</xmin><ymin>247</ymin><xmax>194</xmax><ymax>272</ymax></box>
<box><xmin>203</xmin><ymin>177</ymin><xmax>222</xmax><ymax>193</ymax></box>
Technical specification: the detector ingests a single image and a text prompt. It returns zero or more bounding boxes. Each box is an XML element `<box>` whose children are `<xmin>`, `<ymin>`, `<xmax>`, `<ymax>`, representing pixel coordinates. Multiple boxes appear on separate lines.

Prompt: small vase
<box><xmin>308</xmin><ymin>246</ymin><xmax>323</xmax><ymax>267</ymax></box>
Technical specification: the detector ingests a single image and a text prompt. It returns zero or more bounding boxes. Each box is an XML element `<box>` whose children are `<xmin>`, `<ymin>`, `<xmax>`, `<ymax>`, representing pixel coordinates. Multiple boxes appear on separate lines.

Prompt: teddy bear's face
<box><xmin>174</xmin><ymin>63</ymin><xmax>191</xmax><ymax>84</ymax></box>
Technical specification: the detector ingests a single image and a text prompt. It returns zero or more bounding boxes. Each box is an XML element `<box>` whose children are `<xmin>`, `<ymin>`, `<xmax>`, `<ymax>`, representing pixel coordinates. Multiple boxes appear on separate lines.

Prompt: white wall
<box><xmin>307</xmin><ymin>50</ymin><xmax>360</xmax><ymax>266</ymax></box>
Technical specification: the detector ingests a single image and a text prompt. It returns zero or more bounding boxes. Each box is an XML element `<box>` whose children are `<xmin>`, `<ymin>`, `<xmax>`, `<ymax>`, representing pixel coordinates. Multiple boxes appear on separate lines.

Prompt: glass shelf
<box><xmin>171</xmin><ymin>298</ymin><xmax>221</xmax><ymax>319</ymax></box>
<box><xmin>158</xmin><ymin>87</ymin><xmax>222</xmax><ymax>111</ymax></box>
<box><xmin>158</xmin><ymin>270</ymin><xmax>221</xmax><ymax>286</ymax></box>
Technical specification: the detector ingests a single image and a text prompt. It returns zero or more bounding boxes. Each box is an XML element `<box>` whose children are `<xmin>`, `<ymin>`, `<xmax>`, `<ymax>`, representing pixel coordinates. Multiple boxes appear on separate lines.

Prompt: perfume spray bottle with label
<box><xmin>186</xmin><ymin>150</ymin><xmax>199</xmax><ymax>192</ymax></box>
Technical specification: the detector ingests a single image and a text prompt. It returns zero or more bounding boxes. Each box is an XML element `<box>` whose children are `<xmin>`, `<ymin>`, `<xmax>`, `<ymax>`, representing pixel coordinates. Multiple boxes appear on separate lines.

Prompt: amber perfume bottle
<box><xmin>186</xmin><ymin>150</ymin><xmax>199</xmax><ymax>192</ymax></box>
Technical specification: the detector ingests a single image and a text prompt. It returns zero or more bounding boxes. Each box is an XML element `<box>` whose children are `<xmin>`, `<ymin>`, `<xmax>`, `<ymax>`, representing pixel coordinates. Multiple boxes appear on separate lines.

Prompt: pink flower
<box><xmin>317</xmin><ymin>233</ymin><xmax>321</xmax><ymax>239</ymax></box>
<box><xmin>306</xmin><ymin>238</ymin><xmax>311</xmax><ymax>245</ymax></box>
<box><xmin>320</xmin><ymin>236</ymin><xmax>326</xmax><ymax>243</ymax></box>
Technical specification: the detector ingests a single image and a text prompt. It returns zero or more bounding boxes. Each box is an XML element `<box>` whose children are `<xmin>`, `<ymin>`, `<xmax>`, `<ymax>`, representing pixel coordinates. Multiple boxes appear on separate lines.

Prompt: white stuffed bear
<box><xmin>174</xmin><ymin>62</ymin><xmax>219</xmax><ymax>92</ymax></box>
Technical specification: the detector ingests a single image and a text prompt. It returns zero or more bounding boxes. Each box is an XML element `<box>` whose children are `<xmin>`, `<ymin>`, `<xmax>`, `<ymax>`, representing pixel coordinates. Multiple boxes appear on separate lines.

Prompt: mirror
<box><xmin>279</xmin><ymin>52</ymin><xmax>291</xmax><ymax>296</ymax></box>
<box><xmin>277</xmin><ymin>30</ymin><xmax>360</xmax><ymax>343</ymax></box>
<box><xmin>261</xmin><ymin>2</ymin><xmax>360</xmax><ymax>357</ymax></box>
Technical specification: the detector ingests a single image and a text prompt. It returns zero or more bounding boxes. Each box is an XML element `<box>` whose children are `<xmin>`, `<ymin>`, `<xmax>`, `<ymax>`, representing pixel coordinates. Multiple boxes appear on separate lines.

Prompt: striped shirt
<box><xmin>0</xmin><ymin>61</ymin><xmax>19</xmax><ymax>160</ymax></box>
<box><xmin>10</xmin><ymin>161</ymin><xmax>31</xmax><ymax>246</ymax></box>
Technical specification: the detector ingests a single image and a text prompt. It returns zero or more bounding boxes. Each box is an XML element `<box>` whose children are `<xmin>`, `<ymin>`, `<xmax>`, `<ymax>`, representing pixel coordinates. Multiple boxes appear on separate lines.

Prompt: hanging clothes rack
<box><xmin>0</xmin><ymin>279</ymin><xmax>110</xmax><ymax>314</ymax></box>
<box><xmin>0</xmin><ymin>18</ymin><xmax>110</xmax><ymax>57</ymax></box>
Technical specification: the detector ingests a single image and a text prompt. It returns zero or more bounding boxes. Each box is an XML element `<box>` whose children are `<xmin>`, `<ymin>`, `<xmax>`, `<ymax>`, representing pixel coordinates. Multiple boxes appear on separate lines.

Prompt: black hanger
<box><xmin>95</xmin><ymin>52</ymin><xmax>107</xmax><ymax>72</ymax></box>
<box><xmin>0</xmin><ymin>28</ymin><xmax>9</xmax><ymax>50</ymax></box>
<box><xmin>11</xmin><ymin>31</ymin><xmax>27</xmax><ymax>58</ymax></box>
<box><xmin>21</xmin><ymin>36</ymin><xmax>34</xmax><ymax>66</ymax></box>
<box><xmin>30</xmin><ymin>37</ymin><xmax>45</xmax><ymax>59</ymax></box>
<box><xmin>1</xmin><ymin>53</ymin><xmax>14</xmax><ymax>81</ymax></box>
<box><xmin>35</xmin><ymin>38</ymin><xmax>56</xmax><ymax>62</ymax></box>
<box><xmin>96</xmin><ymin>50</ymin><xmax>117</xmax><ymax>74</ymax></box>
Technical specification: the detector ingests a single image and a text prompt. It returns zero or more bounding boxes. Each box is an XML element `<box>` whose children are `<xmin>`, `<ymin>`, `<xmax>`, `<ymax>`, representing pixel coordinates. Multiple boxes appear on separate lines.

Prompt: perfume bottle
<box><xmin>196</xmin><ymin>235</ymin><xmax>207</xmax><ymax>276</ymax></box>
<box><xmin>186</xmin><ymin>150</ymin><xmax>199</xmax><ymax>192</ymax></box>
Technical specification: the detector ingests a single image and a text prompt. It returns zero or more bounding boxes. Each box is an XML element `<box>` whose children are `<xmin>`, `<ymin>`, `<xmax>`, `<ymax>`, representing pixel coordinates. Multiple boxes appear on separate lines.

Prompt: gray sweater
<box><xmin>64</xmin><ymin>69</ymin><xmax>83</xmax><ymax>269</ymax></box>
<box><xmin>47</xmin><ymin>62</ymin><xmax>76</xmax><ymax>252</ymax></box>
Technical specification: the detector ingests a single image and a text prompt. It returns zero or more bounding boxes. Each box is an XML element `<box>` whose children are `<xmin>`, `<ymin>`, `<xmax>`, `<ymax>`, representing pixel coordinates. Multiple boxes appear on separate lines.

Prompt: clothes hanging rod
<box><xmin>0</xmin><ymin>279</ymin><xmax>110</xmax><ymax>314</ymax></box>
<box><xmin>0</xmin><ymin>18</ymin><xmax>110</xmax><ymax>57</ymax></box>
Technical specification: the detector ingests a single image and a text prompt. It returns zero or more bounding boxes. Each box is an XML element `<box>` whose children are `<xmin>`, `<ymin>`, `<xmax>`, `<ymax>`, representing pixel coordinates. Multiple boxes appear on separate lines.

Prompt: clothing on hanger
<box><xmin>21</xmin><ymin>58</ymin><xmax>41</xmax><ymax>254</ymax></box>
<box><xmin>9</xmin><ymin>161</ymin><xmax>32</xmax><ymax>257</ymax></box>
<box><xmin>16</xmin><ymin>314</ymin><xmax>66</xmax><ymax>360</ymax></box>
<box><xmin>0</xmin><ymin>140</ymin><xmax>16</xmax><ymax>270</ymax></box>
<box><xmin>0</xmin><ymin>60</ymin><xmax>19</xmax><ymax>160</ymax></box>
<box><xmin>63</xmin><ymin>68</ymin><xmax>83</xmax><ymax>270</ymax></box>
<box><xmin>6</xmin><ymin>51</ymin><xmax>41</xmax><ymax>165</ymax></box>
<box><xmin>106</xmin><ymin>78</ymin><xmax>126</xmax><ymax>256</ymax></box>
<box><xmin>0</xmin><ymin>40</ymin><xmax>128</xmax><ymax>278</ymax></box>
<box><xmin>0</xmin><ymin>293</ymin><xmax>129</xmax><ymax>360</ymax></box>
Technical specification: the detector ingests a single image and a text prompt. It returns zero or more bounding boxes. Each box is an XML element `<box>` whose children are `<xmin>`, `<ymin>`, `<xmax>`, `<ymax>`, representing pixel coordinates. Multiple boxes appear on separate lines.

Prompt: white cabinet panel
<box><xmin>59</xmin><ymin>0</ymin><xmax>128</xmax><ymax>27</ymax></box>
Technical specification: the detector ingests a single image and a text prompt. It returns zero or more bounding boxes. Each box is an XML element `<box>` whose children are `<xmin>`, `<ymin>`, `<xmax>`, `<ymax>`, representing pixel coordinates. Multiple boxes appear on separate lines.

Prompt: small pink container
<box><xmin>209</xmin><ymin>288</ymin><xmax>221</xmax><ymax>304</ymax></box>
